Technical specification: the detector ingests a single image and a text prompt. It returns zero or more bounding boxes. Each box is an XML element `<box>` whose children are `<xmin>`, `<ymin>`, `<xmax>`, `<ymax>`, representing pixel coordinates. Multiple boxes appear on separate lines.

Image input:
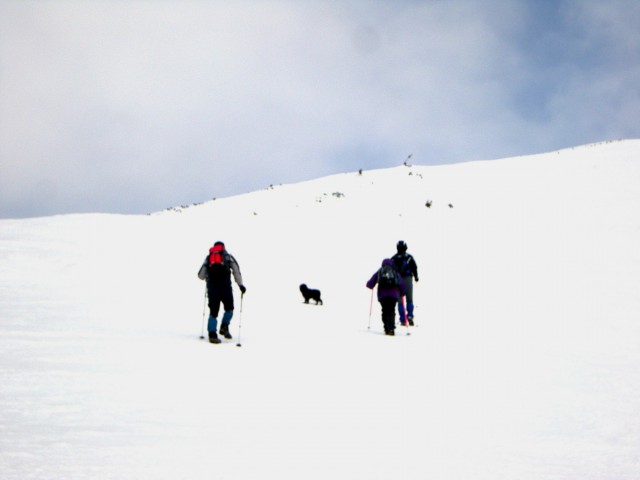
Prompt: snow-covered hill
<box><xmin>1</xmin><ymin>140</ymin><xmax>639</xmax><ymax>479</ymax></box>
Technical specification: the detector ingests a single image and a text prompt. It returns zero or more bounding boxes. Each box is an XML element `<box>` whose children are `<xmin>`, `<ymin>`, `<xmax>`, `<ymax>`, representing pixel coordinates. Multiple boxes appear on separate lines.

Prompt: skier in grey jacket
<box><xmin>198</xmin><ymin>241</ymin><xmax>246</xmax><ymax>343</ymax></box>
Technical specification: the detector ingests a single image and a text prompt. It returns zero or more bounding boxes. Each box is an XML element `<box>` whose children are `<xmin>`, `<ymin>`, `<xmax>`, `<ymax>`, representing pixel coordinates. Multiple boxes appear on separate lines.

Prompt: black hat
<box><xmin>397</xmin><ymin>240</ymin><xmax>407</xmax><ymax>253</ymax></box>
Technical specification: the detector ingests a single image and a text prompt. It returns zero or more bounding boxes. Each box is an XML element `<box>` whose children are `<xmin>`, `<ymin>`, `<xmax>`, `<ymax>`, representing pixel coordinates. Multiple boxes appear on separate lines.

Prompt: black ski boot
<box><xmin>220</xmin><ymin>323</ymin><xmax>232</xmax><ymax>339</ymax></box>
<box><xmin>209</xmin><ymin>332</ymin><xmax>221</xmax><ymax>344</ymax></box>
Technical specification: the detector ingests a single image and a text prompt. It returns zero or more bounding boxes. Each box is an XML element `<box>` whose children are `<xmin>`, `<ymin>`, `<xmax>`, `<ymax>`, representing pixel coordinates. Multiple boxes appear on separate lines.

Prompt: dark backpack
<box><xmin>198</xmin><ymin>244</ymin><xmax>228</xmax><ymax>281</ymax></box>
<box><xmin>378</xmin><ymin>264</ymin><xmax>398</xmax><ymax>289</ymax></box>
<box><xmin>206</xmin><ymin>244</ymin><xmax>230</xmax><ymax>281</ymax></box>
<box><xmin>398</xmin><ymin>255</ymin><xmax>412</xmax><ymax>276</ymax></box>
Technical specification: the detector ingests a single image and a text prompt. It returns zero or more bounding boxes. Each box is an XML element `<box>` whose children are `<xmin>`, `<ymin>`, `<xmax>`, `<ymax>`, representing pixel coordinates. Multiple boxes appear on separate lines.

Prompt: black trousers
<box><xmin>207</xmin><ymin>284</ymin><xmax>234</xmax><ymax>318</ymax></box>
<box><xmin>380</xmin><ymin>297</ymin><xmax>397</xmax><ymax>333</ymax></box>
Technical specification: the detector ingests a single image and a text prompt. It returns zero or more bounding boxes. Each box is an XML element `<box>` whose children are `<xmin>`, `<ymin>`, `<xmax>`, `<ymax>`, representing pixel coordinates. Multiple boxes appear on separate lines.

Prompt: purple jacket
<box><xmin>366</xmin><ymin>259</ymin><xmax>407</xmax><ymax>300</ymax></box>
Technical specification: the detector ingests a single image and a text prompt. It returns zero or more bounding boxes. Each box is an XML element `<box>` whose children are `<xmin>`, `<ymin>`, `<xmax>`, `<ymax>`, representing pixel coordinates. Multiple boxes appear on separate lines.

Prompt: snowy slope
<box><xmin>1</xmin><ymin>140</ymin><xmax>640</xmax><ymax>479</ymax></box>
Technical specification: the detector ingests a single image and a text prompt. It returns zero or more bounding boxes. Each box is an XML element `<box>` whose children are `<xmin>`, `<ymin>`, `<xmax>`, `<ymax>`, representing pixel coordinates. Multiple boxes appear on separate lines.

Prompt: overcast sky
<box><xmin>1</xmin><ymin>0</ymin><xmax>639</xmax><ymax>218</ymax></box>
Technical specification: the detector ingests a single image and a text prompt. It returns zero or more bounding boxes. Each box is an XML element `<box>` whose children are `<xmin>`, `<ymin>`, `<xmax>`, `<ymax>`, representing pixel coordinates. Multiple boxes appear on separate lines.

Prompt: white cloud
<box><xmin>1</xmin><ymin>0</ymin><xmax>639</xmax><ymax>217</ymax></box>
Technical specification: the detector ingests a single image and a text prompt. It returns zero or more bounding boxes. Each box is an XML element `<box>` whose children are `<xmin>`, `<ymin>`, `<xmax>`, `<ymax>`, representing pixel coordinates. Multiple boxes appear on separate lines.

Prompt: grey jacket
<box><xmin>198</xmin><ymin>252</ymin><xmax>243</xmax><ymax>287</ymax></box>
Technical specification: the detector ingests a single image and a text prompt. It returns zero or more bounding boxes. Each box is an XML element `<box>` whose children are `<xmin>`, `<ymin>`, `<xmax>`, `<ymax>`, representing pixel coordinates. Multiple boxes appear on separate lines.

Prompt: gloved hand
<box><xmin>239</xmin><ymin>285</ymin><xmax>247</xmax><ymax>294</ymax></box>
<box><xmin>415</xmin><ymin>277</ymin><xmax>419</xmax><ymax>282</ymax></box>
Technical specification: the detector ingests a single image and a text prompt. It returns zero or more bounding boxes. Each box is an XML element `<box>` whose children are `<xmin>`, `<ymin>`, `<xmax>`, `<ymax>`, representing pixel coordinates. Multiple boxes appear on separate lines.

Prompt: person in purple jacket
<box><xmin>366</xmin><ymin>259</ymin><xmax>407</xmax><ymax>336</ymax></box>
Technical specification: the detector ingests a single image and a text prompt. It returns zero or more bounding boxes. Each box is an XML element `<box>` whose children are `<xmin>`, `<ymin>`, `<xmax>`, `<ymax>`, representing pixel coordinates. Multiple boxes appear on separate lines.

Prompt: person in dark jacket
<box><xmin>198</xmin><ymin>241</ymin><xmax>246</xmax><ymax>344</ymax></box>
<box><xmin>391</xmin><ymin>240</ymin><xmax>419</xmax><ymax>325</ymax></box>
<box><xmin>366</xmin><ymin>259</ymin><xmax>406</xmax><ymax>336</ymax></box>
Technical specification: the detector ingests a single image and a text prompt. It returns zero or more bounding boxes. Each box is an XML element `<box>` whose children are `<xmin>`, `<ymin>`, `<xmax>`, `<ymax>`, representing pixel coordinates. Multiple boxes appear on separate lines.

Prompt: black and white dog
<box><xmin>300</xmin><ymin>284</ymin><xmax>323</xmax><ymax>305</ymax></box>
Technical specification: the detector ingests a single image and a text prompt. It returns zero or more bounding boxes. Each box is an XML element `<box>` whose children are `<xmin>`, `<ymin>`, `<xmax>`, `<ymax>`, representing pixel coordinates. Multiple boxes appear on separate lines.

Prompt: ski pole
<box><xmin>236</xmin><ymin>293</ymin><xmax>244</xmax><ymax>347</ymax></box>
<box><xmin>367</xmin><ymin>288</ymin><xmax>374</xmax><ymax>330</ymax></box>
<box><xmin>402</xmin><ymin>296</ymin><xmax>410</xmax><ymax>336</ymax></box>
<box><xmin>200</xmin><ymin>286</ymin><xmax>207</xmax><ymax>339</ymax></box>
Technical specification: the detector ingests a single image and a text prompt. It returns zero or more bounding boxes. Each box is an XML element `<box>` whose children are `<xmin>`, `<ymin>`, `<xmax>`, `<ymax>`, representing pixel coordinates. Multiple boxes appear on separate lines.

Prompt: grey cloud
<box><xmin>1</xmin><ymin>0</ymin><xmax>639</xmax><ymax>218</ymax></box>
